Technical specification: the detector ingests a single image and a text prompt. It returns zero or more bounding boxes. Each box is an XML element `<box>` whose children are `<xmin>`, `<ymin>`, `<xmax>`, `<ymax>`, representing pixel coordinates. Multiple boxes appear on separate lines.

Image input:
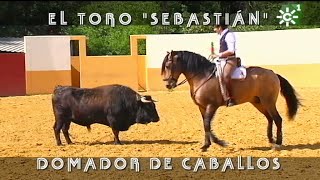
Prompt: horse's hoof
<box><xmin>114</xmin><ymin>141</ymin><xmax>123</xmax><ymax>145</ymax></box>
<box><xmin>271</xmin><ymin>144</ymin><xmax>281</xmax><ymax>151</ymax></box>
<box><xmin>201</xmin><ymin>148</ymin><xmax>208</xmax><ymax>152</ymax></box>
<box><xmin>269</xmin><ymin>143</ymin><xmax>274</xmax><ymax>148</ymax></box>
<box><xmin>217</xmin><ymin>140</ymin><xmax>228</xmax><ymax>147</ymax></box>
<box><xmin>268</xmin><ymin>139</ymin><xmax>276</xmax><ymax>145</ymax></box>
<box><xmin>200</xmin><ymin>145</ymin><xmax>210</xmax><ymax>152</ymax></box>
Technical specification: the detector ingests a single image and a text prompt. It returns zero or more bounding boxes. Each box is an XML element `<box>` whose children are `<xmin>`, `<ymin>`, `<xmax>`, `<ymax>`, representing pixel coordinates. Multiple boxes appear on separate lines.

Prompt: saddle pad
<box><xmin>232</xmin><ymin>66</ymin><xmax>247</xmax><ymax>79</ymax></box>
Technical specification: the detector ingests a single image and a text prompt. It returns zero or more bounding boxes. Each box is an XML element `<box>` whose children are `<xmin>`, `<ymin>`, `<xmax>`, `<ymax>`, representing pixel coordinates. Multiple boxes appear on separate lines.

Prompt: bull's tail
<box><xmin>87</xmin><ymin>125</ymin><xmax>91</xmax><ymax>132</ymax></box>
<box><xmin>277</xmin><ymin>74</ymin><xmax>302</xmax><ymax>120</ymax></box>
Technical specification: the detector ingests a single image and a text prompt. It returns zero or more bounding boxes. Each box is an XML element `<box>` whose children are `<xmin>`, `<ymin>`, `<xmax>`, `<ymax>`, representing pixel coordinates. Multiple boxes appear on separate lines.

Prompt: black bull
<box><xmin>52</xmin><ymin>84</ymin><xmax>160</xmax><ymax>146</ymax></box>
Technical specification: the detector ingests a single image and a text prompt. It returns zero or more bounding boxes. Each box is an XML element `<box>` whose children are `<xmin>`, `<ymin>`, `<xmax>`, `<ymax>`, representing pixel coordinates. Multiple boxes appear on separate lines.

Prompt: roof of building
<box><xmin>0</xmin><ymin>37</ymin><xmax>24</xmax><ymax>53</ymax></box>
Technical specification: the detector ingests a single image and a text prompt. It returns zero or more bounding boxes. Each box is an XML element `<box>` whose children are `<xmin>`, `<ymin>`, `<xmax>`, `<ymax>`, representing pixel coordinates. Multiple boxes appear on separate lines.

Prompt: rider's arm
<box><xmin>219</xmin><ymin>33</ymin><xmax>236</xmax><ymax>58</ymax></box>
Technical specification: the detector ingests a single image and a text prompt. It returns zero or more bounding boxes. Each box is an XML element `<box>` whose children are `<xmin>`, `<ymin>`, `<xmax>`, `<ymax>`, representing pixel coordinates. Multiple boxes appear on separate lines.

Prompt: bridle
<box><xmin>163</xmin><ymin>51</ymin><xmax>191</xmax><ymax>88</ymax></box>
<box><xmin>163</xmin><ymin>51</ymin><xmax>217</xmax><ymax>98</ymax></box>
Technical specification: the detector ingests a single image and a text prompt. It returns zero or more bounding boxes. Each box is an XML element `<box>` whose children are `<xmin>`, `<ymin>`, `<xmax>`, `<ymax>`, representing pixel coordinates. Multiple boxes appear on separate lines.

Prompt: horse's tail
<box><xmin>277</xmin><ymin>74</ymin><xmax>302</xmax><ymax>120</ymax></box>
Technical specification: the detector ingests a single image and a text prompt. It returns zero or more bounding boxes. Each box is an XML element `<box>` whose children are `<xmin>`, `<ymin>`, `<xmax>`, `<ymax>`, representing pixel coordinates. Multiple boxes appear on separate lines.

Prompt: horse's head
<box><xmin>161</xmin><ymin>50</ymin><xmax>183</xmax><ymax>90</ymax></box>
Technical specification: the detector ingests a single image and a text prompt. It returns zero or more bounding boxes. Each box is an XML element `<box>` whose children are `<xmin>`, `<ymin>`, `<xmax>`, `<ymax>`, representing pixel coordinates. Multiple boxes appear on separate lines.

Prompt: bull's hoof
<box><xmin>67</xmin><ymin>141</ymin><xmax>74</xmax><ymax>145</ymax></box>
<box><xmin>57</xmin><ymin>142</ymin><xmax>62</xmax><ymax>146</ymax></box>
<box><xmin>271</xmin><ymin>144</ymin><xmax>281</xmax><ymax>151</ymax></box>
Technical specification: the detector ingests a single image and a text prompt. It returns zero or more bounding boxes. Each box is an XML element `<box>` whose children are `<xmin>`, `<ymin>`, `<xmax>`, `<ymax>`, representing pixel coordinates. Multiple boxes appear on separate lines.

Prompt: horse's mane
<box><xmin>161</xmin><ymin>50</ymin><xmax>216</xmax><ymax>75</ymax></box>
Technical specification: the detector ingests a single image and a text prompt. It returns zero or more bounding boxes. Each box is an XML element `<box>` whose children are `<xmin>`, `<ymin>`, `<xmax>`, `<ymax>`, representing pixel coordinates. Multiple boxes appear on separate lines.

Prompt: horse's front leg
<box><xmin>199</xmin><ymin>105</ymin><xmax>228</xmax><ymax>152</ymax></box>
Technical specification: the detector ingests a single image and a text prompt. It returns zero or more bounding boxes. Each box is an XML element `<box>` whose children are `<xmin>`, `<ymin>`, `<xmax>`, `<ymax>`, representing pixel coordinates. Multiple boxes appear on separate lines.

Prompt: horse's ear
<box><xmin>167</xmin><ymin>51</ymin><xmax>170</xmax><ymax>54</ymax></box>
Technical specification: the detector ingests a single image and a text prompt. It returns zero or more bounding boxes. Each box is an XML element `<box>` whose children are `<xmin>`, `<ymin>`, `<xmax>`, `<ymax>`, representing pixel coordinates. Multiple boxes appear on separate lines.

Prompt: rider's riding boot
<box><xmin>227</xmin><ymin>98</ymin><xmax>236</xmax><ymax>107</ymax></box>
<box><xmin>226</xmin><ymin>82</ymin><xmax>236</xmax><ymax>107</ymax></box>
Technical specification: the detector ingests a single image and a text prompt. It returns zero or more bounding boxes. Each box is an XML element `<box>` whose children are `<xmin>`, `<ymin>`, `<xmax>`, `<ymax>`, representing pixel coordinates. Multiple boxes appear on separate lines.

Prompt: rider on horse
<box><xmin>209</xmin><ymin>18</ymin><xmax>237</xmax><ymax>107</ymax></box>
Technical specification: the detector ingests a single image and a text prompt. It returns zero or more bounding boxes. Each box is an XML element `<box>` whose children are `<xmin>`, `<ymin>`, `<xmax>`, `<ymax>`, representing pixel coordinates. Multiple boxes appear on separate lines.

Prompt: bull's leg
<box><xmin>53</xmin><ymin>120</ymin><xmax>64</xmax><ymax>146</ymax></box>
<box><xmin>112</xmin><ymin>128</ymin><xmax>122</xmax><ymax>145</ymax></box>
<box><xmin>62</xmin><ymin>121</ymin><xmax>73</xmax><ymax>144</ymax></box>
<box><xmin>200</xmin><ymin>105</ymin><xmax>227</xmax><ymax>152</ymax></box>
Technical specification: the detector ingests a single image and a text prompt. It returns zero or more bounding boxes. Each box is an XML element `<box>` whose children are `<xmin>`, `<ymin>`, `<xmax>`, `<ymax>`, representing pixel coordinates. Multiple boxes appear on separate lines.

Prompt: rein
<box><xmin>175</xmin><ymin>73</ymin><xmax>197</xmax><ymax>87</ymax></box>
<box><xmin>191</xmin><ymin>66</ymin><xmax>217</xmax><ymax>99</ymax></box>
<box><xmin>164</xmin><ymin>51</ymin><xmax>217</xmax><ymax>98</ymax></box>
<box><xmin>172</xmin><ymin>65</ymin><xmax>217</xmax><ymax>99</ymax></box>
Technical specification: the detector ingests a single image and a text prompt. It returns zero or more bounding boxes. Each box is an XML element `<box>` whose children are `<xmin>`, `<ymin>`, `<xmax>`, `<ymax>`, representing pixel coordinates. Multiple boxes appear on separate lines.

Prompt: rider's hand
<box><xmin>209</xmin><ymin>53</ymin><xmax>218</xmax><ymax>59</ymax></box>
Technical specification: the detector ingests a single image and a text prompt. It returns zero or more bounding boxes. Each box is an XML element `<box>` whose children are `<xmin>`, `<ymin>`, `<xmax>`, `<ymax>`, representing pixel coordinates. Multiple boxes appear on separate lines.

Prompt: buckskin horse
<box><xmin>161</xmin><ymin>50</ymin><xmax>301</xmax><ymax>152</ymax></box>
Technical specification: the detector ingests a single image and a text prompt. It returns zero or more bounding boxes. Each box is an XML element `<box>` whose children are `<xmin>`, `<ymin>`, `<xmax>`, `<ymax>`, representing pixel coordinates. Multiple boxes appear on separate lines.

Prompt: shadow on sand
<box><xmin>248</xmin><ymin>142</ymin><xmax>320</xmax><ymax>151</ymax></box>
<box><xmin>86</xmin><ymin>139</ymin><xmax>199</xmax><ymax>146</ymax></box>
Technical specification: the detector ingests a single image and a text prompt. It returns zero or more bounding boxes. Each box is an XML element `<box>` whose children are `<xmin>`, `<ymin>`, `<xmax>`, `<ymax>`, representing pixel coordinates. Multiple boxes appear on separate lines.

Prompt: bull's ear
<box><xmin>136</xmin><ymin>94</ymin><xmax>141</xmax><ymax>101</ymax></box>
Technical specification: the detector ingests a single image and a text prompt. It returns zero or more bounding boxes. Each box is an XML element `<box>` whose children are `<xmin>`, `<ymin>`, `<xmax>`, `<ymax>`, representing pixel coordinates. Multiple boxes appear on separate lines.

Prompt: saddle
<box><xmin>223</xmin><ymin>56</ymin><xmax>241</xmax><ymax>67</ymax></box>
<box><xmin>214</xmin><ymin>56</ymin><xmax>247</xmax><ymax>80</ymax></box>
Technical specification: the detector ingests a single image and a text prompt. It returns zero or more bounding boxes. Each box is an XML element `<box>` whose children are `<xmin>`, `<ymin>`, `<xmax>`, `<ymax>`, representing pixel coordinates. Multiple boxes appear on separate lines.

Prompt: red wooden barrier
<box><xmin>0</xmin><ymin>53</ymin><xmax>26</xmax><ymax>96</ymax></box>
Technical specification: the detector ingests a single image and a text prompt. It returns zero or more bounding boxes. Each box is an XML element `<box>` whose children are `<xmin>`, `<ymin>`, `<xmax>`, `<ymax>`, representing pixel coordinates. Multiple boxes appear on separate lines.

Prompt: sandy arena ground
<box><xmin>1</xmin><ymin>87</ymin><xmax>320</xmax><ymax>179</ymax></box>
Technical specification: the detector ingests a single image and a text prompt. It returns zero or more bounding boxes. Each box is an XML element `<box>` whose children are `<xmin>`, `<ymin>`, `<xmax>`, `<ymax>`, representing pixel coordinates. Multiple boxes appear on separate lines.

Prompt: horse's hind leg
<box><xmin>251</xmin><ymin>102</ymin><xmax>275</xmax><ymax>144</ymax></box>
<box><xmin>267</xmin><ymin>106</ymin><xmax>283</xmax><ymax>151</ymax></box>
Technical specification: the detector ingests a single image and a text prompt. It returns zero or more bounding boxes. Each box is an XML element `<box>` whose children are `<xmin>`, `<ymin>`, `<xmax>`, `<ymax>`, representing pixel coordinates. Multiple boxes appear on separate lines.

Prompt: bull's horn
<box><xmin>140</xmin><ymin>96</ymin><xmax>153</xmax><ymax>103</ymax></box>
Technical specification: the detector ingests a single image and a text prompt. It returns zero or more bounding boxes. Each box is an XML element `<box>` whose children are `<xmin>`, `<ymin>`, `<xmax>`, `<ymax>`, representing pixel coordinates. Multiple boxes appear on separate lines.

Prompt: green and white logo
<box><xmin>276</xmin><ymin>4</ymin><xmax>303</xmax><ymax>27</ymax></box>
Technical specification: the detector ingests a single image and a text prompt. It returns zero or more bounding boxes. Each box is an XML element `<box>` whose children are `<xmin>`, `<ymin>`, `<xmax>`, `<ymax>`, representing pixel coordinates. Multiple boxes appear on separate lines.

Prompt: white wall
<box><xmin>24</xmin><ymin>36</ymin><xmax>71</xmax><ymax>71</ymax></box>
<box><xmin>145</xmin><ymin>28</ymin><xmax>320</xmax><ymax>68</ymax></box>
